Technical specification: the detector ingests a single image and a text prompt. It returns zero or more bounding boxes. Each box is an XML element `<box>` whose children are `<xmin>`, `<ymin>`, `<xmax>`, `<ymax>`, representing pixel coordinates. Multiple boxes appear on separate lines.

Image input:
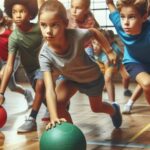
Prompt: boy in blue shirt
<box><xmin>105</xmin><ymin>0</ymin><xmax>150</xmax><ymax>111</ymax></box>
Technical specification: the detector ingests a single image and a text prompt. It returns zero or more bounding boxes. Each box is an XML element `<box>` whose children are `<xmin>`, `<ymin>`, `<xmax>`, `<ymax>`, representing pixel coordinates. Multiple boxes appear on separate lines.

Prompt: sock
<box><xmin>30</xmin><ymin>109</ymin><xmax>38</xmax><ymax>119</ymax></box>
<box><xmin>127</xmin><ymin>99</ymin><xmax>134</xmax><ymax>106</ymax></box>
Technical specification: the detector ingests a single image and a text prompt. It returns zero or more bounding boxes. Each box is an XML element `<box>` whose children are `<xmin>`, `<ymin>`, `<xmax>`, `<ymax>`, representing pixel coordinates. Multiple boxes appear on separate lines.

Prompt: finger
<box><xmin>46</xmin><ymin>122</ymin><xmax>53</xmax><ymax>130</ymax></box>
<box><xmin>60</xmin><ymin>118</ymin><xmax>66</xmax><ymax>122</ymax></box>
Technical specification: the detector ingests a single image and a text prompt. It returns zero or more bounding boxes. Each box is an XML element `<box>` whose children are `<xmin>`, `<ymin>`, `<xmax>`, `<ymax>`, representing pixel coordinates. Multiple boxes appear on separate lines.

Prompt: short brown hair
<box><xmin>116</xmin><ymin>0</ymin><xmax>148</xmax><ymax>16</ymax></box>
<box><xmin>38</xmin><ymin>0</ymin><xmax>68</xmax><ymax>22</ymax></box>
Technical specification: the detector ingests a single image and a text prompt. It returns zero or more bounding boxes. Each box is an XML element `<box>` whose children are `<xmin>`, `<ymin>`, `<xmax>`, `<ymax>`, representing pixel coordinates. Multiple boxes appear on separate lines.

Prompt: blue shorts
<box><xmin>69</xmin><ymin>75</ymin><xmax>104</xmax><ymax>96</ymax></box>
<box><xmin>26</xmin><ymin>69</ymin><xmax>43</xmax><ymax>88</ymax></box>
<box><xmin>125</xmin><ymin>63</ymin><xmax>150</xmax><ymax>79</ymax></box>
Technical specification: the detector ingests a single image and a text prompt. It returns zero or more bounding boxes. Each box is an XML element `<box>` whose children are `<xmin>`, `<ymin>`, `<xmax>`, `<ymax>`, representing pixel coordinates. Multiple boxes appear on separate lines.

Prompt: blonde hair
<box><xmin>38</xmin><ymin>0</ymin><xmax>68</xmax><ymax>22</ymax></box>
<box><xmin>71</xmin><ymin>0</ymin><xmax>91</xmax><ymax>9</ymax></box>
<box><xmin>117</xmin><ymin>0</ymin><xmax>148</xmax><ymax>16</ymax></box>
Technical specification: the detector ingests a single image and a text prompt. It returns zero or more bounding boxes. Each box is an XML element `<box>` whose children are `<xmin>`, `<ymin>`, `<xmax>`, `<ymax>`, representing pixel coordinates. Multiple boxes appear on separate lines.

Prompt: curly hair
<box><xmin>4</xmin><ymin>0</ymin><xmax>38</xmax><ymax>20</ymax></box>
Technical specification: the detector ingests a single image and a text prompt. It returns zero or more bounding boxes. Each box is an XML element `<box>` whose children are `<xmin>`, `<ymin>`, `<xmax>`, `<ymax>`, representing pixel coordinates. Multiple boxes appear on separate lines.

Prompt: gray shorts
<box><xmin>26</xmin><ymin>69</ymin><xmax>43</xmax><ymax>88</ymax></box>
<box><xmin>62</xmin><ymin>75</ymin><xmax>104</xmax><ymax>97</ymax></box>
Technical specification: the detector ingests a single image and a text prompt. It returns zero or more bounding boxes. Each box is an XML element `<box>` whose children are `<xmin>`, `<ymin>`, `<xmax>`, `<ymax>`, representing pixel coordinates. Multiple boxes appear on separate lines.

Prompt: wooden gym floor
<box><xmin>0</xmin><ymin>82</ymin><xmax>150</xmax><ymax>150</ymax></box>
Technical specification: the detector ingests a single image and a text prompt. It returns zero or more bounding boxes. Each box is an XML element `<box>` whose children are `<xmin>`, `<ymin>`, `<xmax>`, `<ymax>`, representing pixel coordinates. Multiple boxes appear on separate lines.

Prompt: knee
<box><xmin>104</xmin><ymin>75</ymin><xmax>111</xmax><ymax>83</ymax></box>
<box><xmin>35</xmin><ymin>81</ymin><xmax>45</xmax><ymax>93</ymax></box>
<box><xmin>142</xmin><ymin>80</ymin><xmax>150</xmax><ymax>92</ymax></box>
<box><xmin>123</xmin><ymin>75</ymin><xmax>130</xmax><ymax>81</ymax></box>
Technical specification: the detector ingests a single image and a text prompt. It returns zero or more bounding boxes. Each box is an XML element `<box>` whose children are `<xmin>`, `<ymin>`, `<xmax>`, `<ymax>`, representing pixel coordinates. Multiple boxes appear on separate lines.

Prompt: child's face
<box><xmin>120</xmin><ymin>6</ymin><xmax>147</xmax><ymax>35</ymax></box>
<box><xmin>92</xmin><ymin>39</ymin><xmax>102</xmax><ymax>55</ymax></box>
<box><xmin>12</xmin><ymin>4</ymin><xmax>30</xmax><ymax>27</ymax></box>
<box><xmin>39</xmin><ymin>11</ymin><xmax>67</xmax><ymax>44</ymax></box>
<box><xmin>70</xmin><ymin>0</ymin><xmax>89</xmax><ymax>21</ymax></box>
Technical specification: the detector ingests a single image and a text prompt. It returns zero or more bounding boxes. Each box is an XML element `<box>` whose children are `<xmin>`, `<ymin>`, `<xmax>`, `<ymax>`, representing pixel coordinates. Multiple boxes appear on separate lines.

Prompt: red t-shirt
<box><xmin>0</xmin><ymin>29</ymin><xmax>12</xmax><ymax>61</ymax></box>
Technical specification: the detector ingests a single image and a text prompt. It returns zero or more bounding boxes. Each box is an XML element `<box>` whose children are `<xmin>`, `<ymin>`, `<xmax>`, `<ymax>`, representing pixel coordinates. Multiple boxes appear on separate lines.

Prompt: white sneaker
<box><xmin>17</xmin><ymin>117</ymin><xmax>37</xmax><ymax>133</ymax></box>
<box><xmin>122</xmin><ymin>104</ymin><xmax>132</xmax><ymax>114</ymax></box>
<box><xmin>24</xmin><ymin>90</ymin><xmax>33</xmax><ymax>109</ymax></box>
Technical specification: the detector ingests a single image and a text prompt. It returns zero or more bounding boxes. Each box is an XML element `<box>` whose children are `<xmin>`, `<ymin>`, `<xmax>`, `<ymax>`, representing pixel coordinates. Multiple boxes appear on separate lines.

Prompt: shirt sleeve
<box><xmin>8</xmin><ymin>31</ymin><xmax>18</xmax><ymax>54</ymax></box>
<box><xmin>109</xmin><ymin>10</ymin><xmax>122</xmax><ymax>30</ymax></box>
<box><xmin>39</xmin><ymin>44</ymin><xmax>52</xmax><ymax>72</ymax></box>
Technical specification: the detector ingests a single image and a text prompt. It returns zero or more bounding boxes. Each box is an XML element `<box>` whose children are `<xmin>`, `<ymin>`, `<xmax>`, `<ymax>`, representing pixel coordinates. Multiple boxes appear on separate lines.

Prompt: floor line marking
<box><xmin>129</xmin><ymin>123</ymin><xmax>150</xmax><ymax>142</ymax></box>
<box><xmin>87</xmin><ymin>141</ymin><xmax>150</xmax><ymax>149</ymax></box>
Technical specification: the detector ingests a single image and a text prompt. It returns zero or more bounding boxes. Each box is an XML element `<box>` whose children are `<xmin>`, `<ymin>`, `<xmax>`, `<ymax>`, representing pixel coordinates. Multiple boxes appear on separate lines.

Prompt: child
<box><xmin>0</xmin><ymin>8</ymin><xmax>33</xmax><ymax>109</ymax></box>
<box><xmin>0</xmin><ymin>0</ymin><xmax>46</xmax><ymax>133</ymax></box>
<box><xmin>37</xmin><ymin>0</ymin><xmax>100</xmax><ymax>58</ymax></box>
<box><xmin>67</xmin><ymin>0</ymin><xmax>100</xmax><ymax>29</ymax></box>
<box><xmin>68</xmin><ymin>0</ymin><xmax>100</xmax><ymax>58</ymax></box>
<box><xmin>103</xmin><ymin>29</ymin><xmax>132</xmax><ymax>97</ymax></box>
<box><xmin>92</xmin><ymin>29</ymin><xmax>131</xmax><ymax>102</ymax></box>
<box><xmin>38</xmin><ymin>0</ymin><xmax>122</xmax><ymax>129</ymax></box>
<box><xmin>105</xmin><ymin>0</ymin><xmax>150</xmax><ymax>110</ymax></box>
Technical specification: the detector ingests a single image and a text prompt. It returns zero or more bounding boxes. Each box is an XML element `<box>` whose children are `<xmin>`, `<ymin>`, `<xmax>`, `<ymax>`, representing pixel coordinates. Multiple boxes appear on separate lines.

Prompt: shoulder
<box><xmin>39</xmin><ymin>42</ymin><xmax>51</xmax><ymax>59</ymax></box>
<box><xmin>9</xmin><ymin>29</ymin><xmax>18</xmax><ymax>41</ymax></box>
<box><xmin>5</xmin><ymin>29</ymin><xmax>12</xmax><ymax>34</ymax></box>
<box><xmin>67</xmin><ymin>28</ymin><xmax>92</xmax><ymax>40</ymax></box>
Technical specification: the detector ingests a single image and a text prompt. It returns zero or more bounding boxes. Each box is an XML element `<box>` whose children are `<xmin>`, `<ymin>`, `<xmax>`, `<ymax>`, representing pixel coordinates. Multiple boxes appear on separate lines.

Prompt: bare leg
<box><xmin>119</xmin><ymin>64</ymin><xmax>132</xmax><ymax>96</ymax></box>
<box><xmin>89</xmin><ymin>95</ymin><xmax>122</xmax><ymax>128</ymax></box>
<box><xmin>89</xmin><ymin>96</ymin><xmax>114</xmax><ymax>115</ymax></box>
<box><xmin>56</xmin><ymin>80</ymin><xmax>77</xmax><ymax>123</ymax></box>
<box><xmin>123</xmin><ymin>84</ymin><xmax>143</xmax><ymax>114</ymax></box>
<box><xmin>32</xmin><ymin>79</ymin><xmax>45</xmax><ymax>111</ymax></box>
<box><xmin>104</xmin><ymin>67</ymin><xmax>115</xmax><ymax>102</ymax></box>
<box><xmin>136</xmin><ymin>72</ymin><xmax>150</xmax><ymax>104</ymax></box>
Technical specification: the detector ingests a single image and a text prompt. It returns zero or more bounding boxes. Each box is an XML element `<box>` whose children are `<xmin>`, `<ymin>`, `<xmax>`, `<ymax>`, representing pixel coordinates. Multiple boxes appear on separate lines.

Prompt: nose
<box><xmin>16</xmin><ymin>12</ymin><xmax>21</xmax><ymax>18</ymax></box>
<box><xmin>72</xmin><ymin>8</ymin><xmax>76</xmax><ymax>14</ymax></box>
<box><xmin>46</xmin><ymin>27</ymin><xmax>53</xmax><ymax>36</ymax></box>
<box><xmin>124</xmin><ymin>18</ymin><xmax>129</xmax><ymax>25</ymax></box>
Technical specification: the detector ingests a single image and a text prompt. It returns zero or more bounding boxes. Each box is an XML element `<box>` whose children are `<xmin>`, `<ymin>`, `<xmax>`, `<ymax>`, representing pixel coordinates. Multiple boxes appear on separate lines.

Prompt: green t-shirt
<box><xmin>8</xmin><ymin>23</ymin><xmax>43</xmax><ymax>73</ymax></box>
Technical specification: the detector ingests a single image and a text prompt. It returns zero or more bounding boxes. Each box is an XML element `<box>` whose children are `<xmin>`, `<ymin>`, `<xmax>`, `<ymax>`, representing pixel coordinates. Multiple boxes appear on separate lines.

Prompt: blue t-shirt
<box><xmin>109</xmin><ymin>11</ymin><xmax>150</xmax><ymax>65</ymax></box>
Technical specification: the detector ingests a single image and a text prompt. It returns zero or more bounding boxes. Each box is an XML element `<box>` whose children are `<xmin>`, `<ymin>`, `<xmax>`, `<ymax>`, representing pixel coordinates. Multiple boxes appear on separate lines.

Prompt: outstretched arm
<box><xmin>0</xmin><ymin>53</ymin><xmax>16</xmax><ymax>105</ymax></box>
<box><xmin>37</xmin><ymin>0</ymin><xmax>45</xmax><ymax>9</ymax></box>
<box><xmin>89</xmin><ymin>28</ymin><xmax>116</xmax><ymax>64</ymax></box>
<box><xmin>43</xmin><ymin>71</ymin><xmax>66</xmax><ymax>129</ymax></box>
<box><xmin>106</xmin><ymin>0</ymin><xmax>117</xmax><ymax>13</ymax></box>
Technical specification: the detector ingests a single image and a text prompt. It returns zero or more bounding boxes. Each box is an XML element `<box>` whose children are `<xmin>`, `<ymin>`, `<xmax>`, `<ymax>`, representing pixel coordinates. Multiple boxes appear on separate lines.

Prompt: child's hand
<box><xmin>46</xmin><ymin>118</ymin><xmax>66</xmax><ymax>130</ymax></box>
<box><xmin>0</xmin><ymin>94</ymin><xmax>5</xmax><ymax>105</ymax></box>
<box><xmin>107</xmin><ymin>51</ymin><xmax>117</xmax><ymax>65</ymax></box>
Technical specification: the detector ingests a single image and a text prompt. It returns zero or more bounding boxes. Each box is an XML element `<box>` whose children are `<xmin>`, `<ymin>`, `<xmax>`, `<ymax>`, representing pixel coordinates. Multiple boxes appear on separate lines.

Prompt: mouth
<box><xmin>124</xmin><ymin>28</ymin><xmax>130</xmax><ymax>32</ymax></box>
<box><xmin>15</xmin><ymin>20</ymin><xmax>22</xmax><ymax>23</ymax></box>
<box><xmin>46</xmin><ymin>36</ymin><xmax>54</xmax><ymax>40</ymax></box>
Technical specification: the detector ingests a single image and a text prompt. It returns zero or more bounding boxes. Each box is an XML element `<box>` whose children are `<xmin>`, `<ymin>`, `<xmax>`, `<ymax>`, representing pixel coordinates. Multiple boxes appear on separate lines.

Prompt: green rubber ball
<box><xmin>40</xmin><ymin>122</ymin><xmax>86</xmax><ymax>150</ymax></box>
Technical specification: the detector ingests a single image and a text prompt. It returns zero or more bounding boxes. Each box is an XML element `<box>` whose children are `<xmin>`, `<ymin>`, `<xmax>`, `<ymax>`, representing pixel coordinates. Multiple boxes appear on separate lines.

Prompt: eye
<box><xmin>52</xmin><ymin>23</ymin><xmax>60</xmax><ymax>28</ymax></box>
<box><xmin>120</xmin><ymin>15</ymin><xmax>125</xmax><ymax>19</ymax></box>
<box><xmin>128</xmin><ymin>15</ymin><xmax>136</xmax><ymax>19</ymax></box>
<box><xmin>40</xmin><ymin>22</ymin><xmax>47</xmax><ymax>28</ymax></box>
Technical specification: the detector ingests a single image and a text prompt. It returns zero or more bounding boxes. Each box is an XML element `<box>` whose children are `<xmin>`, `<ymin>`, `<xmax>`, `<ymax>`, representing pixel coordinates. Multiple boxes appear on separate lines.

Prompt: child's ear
<box><xmin>142</xmin><ymin>13</ymin><xmax>148</xmax><ymax>22</ymax></box>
